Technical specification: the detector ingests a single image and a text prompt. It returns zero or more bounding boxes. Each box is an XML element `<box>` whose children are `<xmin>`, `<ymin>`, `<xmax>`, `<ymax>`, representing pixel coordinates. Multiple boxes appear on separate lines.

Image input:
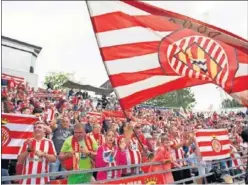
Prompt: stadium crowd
<box><xmin>1</xmin><ymin>81</ymin><xmax>248</xmax><ymax>184</ymax></box>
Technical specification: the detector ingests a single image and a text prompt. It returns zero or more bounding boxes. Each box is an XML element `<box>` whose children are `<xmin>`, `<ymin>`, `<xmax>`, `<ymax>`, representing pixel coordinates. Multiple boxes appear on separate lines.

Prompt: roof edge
<box><xmin>2</xmin><ymin>35</ymin><xmax>42</xmax><ymax>53</ymax></box>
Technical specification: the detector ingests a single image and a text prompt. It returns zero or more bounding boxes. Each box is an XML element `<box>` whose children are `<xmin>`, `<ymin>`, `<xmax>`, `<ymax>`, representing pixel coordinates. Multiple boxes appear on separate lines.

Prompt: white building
<box><xmin>2</xmin><ymin>36</ymin><xmax>42</xmax><ymax>88</ymax></box>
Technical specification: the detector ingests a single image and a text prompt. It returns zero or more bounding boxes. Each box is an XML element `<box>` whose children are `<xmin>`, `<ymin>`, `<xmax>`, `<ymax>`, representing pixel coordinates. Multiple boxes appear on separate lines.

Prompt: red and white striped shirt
<box><xmin>170</xmin><ymin>137</ymin><xmax>185</xmax><ymax>167</ymax></box>
<box><xmin>119</xmin><ymin>136</ymin><xmax>142</xmax><ymax>175</ymax></box>
<box><xmin>230</xmin><ymin>145</ymin><xmax>245</xmax><ymax>171</ymax></box>
<box><xmin>18</xmin><ymin>138</ymin><xmax>56</xmax><ymax>185</ymax></box>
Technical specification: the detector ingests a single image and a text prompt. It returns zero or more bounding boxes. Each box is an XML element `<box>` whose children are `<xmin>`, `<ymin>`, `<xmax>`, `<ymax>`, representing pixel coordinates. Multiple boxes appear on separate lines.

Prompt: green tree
<box><xmin>44</xmin><ymin>72</ymin><xmax>73</xmax><ymax>90</ymax></box>
<box><xmin>221</xmin><ymin>98</ymin><xmax>243</xmax><ymax>108</ymax></box>
<box><xmin>143</xmin><ymin>88</ymin><xmax>196</xmax><ymax>109</ymax></box>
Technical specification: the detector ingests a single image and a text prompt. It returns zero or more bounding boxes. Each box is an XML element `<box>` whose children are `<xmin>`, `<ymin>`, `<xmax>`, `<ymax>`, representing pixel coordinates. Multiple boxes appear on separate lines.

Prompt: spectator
<box><xmin>85</xmin><ymin>122</ymin><xmax>104</xmax><ymax>179</ymax></box>
<box><xmin>1</xmin><ymin>162</ymin><xmax>11</xmax><ymax>184</ymax></box>
<box><xmin>59</xmin><ymin>123</ymin><xmax>97</xmax><ymax>184</ymax></box>
<box><xmin>169</xmin><ymin>125</ymin><xmax>193</xmax><ymax>184</ymax></box>
<box><xmin>21</xmin><ymin>107</ymin><xmax>32</xmax><ymax>115</ymax></box>
<box><xmin>95</xmin><ymin>129</ymin><xmax>126</xmax><ymax>180</ymax></box>
<box><xmin>49</xmin><ymin>116</ymin><xmax>73</xmax><ymax>180</ymax></box>
<box><xmin>187</xmin><ymin>144</ymin><xmax>205</xmax><ymax>184</ymax></box>
<box><xmin>102</xmin><ymin>118</ymin><xmax>111</xmax><ymax>134</ymax></box>
<box><xmin>118</xmin><ymin>122</ymin><xmax>142</xmax><ymax>176</ymax></box>
<box><xmin>68</xmin><ymin>89</ymin><xmax>74</xmax><ymax>98</ymax></box>
<box><xmin>85</xmin><ymin>116</ymin><xmax>93</xmax><ymax>134</ymax></box>
<box><xmin>75</xmin><ymin>90</ymin><xmax>84</xmax><ymax>99</ymax></box>
<box><xmin>133</xmin><ymin>124</ymin><xmax>147</xmax><ymax>146</ymax></box>
<box><xmin>101</xmin><ymin>95</ymin><xmax>109</xmax><ymax>109</ymax></box>
<box><xmin>17</xmin><ymin>121</ymin><xmax>56</xmax><ymax>185</ymax></box>
<box><xmin>82</xmin><ymin>91</ymin><xmax>88</xmax><ymax>100</ymax></box>
<box><xmin>149</xmin><ymin>135</ymin><xmax>174</xmax><ymax>184</ymax></box>
<box><xmin>86</xmin><ymin>123</ymin><xmax>105</xmax><ymax>148</ymax></box>
<box><xmin>151</xmin><ymin>130</ymin><xmax>160</xmax><ymax>152</ymax></box>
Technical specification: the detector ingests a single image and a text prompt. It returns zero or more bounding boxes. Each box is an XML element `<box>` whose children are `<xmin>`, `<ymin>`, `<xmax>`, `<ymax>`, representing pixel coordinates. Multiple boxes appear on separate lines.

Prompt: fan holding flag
<box><xmin>85</xmin><ymin>0</ymin><xmax>247</xmax><ymax>183</ymax></box>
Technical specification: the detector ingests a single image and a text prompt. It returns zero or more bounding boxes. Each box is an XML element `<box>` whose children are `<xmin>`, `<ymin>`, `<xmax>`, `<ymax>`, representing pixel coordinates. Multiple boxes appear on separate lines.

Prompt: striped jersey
<box><xmin>18</xmin><ymin>137</ymin><xmax>56</xmax><ymax>185</ymax></box>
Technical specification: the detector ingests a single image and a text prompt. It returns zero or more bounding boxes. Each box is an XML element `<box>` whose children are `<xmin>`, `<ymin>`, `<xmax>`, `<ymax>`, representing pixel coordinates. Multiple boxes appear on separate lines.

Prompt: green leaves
<box><xmin>144</xmin><ymin>88</ymin><xmax>196</xmax><ymax>109</ymax></box>
<box><xmin>221</xmin><ymin>98</ymin><xmax>242</xmax><ymax>108</ymax></box>
<box><xmin>44</xmin><ymin>72</ymin><xmax>73</xmax><ymax>90</ymax></box>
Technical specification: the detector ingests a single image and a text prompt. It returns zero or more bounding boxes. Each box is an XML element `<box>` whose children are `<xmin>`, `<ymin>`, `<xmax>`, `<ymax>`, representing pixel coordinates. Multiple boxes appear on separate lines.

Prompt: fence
<box><xmin>2</xmin><ymin>155</ymin><xmax>247</xmax><ymax>184</ymax></box>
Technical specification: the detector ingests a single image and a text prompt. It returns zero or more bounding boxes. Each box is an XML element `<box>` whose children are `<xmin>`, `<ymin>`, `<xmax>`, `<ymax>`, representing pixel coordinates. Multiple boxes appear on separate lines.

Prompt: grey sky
<box><xmin>2</xmin><ymin>1</ymin><xmax>247</xmax><ymax>110</ymax></box>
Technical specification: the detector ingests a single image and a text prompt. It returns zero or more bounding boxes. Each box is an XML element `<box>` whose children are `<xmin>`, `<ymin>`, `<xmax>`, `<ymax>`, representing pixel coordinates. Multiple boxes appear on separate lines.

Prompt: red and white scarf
<box><xmin>71</xmin><ymin>136</ymin><xmax>93</xmax><ymax>170</ymax></box>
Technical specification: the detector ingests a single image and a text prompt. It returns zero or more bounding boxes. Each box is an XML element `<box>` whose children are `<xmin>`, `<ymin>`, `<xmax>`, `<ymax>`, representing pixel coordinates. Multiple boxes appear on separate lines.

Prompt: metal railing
<box><xmin>2</xmin><ymin>155</ymin><xmax>247</xmax><ymax>183</ymax></box>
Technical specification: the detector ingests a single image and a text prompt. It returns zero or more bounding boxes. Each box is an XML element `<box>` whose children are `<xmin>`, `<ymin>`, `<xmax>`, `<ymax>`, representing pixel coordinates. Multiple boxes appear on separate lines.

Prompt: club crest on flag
<box><xmin>1</xmin><ymin>118</ymin><xmax>8</xmax><ymax>125</ymax></box>
<box><xmin>211</xmin><ymin>136</ymin><xmax>222</xmax><ymax>153</ymax></box>
<box><xmin>2</xmin><ymin>126</ymin><xmax>11</xmax><ymax>147</ymax></box>
<box><xmin>159</xmin><ymin>29</ymin><xmax>239</xmax><ymax>93</ymax></box>
<box><xmin>145</xmin><ymin>177</ymin><xmax>159</xmax><ymax>185</ymax></box>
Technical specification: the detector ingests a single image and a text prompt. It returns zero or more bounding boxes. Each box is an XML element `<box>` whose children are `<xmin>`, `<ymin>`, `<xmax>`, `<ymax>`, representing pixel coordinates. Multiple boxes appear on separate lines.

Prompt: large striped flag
<box><xmin>195</xmin><ymin>129</ymin><xmax>231</xmax><ymax>161</ymax></box>
<box><xmin>87</xmin><ymin>1</ymin><xmax>248</xmax><ymax>110</ymax></box>
<box><xmin>1</xmin><ymin>113</ymin><xmax>38</xmax><ymax>159</ymax></box>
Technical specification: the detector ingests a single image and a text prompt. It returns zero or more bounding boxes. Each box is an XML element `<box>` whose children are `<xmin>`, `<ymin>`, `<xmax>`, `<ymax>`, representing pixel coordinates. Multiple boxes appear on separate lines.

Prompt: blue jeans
<box><xmin>49</xmin><ymin>158</ymin><xmax>66</xmax><ymax>180</ymax></box>
<box><xmin>220</xmin><ymin>160</ymin><xmax>227</xmax><ymax>169</ymax></box>
<box><xmin>2</xmin><ymin>169</ymin><xmax>11</xmax><ymax>184</ymax></box>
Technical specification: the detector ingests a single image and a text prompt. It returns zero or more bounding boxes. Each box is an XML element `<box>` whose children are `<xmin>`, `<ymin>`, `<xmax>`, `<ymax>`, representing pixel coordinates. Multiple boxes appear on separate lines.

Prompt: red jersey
<box><xmin>18</xmin><ymin>138</ymin><xmax>56</xmax><ymax>185</ymax></box>
<box><xmin>170</xmin><ymin>137</ymin><xmax>185</xmax><ymax>167</ymax></box>
<box><xmin>118</xmin><ymin>135</ymin><xmax>142</xmax><ymax>175</ymax></box>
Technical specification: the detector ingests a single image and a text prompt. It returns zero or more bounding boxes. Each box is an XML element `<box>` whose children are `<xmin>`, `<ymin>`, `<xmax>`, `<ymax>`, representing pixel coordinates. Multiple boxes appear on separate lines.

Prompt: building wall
<box><xmin>1</xmin><ymin>36</ymin><xmax>42</xmax><ymax>88</ymax></box>
<box><xmin>2</xmin><ymin>45</ymin><xmax>33</xmax><ymax>73</ymax></box>
<box><xmin>2</xmin><ymin>67</ymin><xmax>38</xmax><ymax>89</ymax></box>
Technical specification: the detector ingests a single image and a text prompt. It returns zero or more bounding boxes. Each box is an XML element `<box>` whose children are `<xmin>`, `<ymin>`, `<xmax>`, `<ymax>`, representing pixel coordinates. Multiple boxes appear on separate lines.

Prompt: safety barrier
<box><xmin>94</xmin><ymin>157</ymin><xmax>247</xmax><ymax>185</ymax></box>
<box><xmin>2</xmin><ymin>155</ymin><xmax>247</xmax><ymax>183</ymax></box>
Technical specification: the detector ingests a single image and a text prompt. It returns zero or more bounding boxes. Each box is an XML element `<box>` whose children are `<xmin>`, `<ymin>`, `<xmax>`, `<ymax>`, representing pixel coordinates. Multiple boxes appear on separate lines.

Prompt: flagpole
<box><xmin>85</xmin><ymin>1</ymin><xmax>148</xmax><ymax>155</ymax></box>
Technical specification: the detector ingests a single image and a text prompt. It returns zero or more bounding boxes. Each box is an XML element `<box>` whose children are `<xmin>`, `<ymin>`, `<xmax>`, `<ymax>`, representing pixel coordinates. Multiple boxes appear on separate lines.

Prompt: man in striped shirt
<box><xmin>17</xmin><ymin>121</ymin><xmax>57</xmax><ymax>185</ymax></box>
<box><xmin>169</xmin><ymin>124</ymin><xmax>194</xmax><ymax>184</ymax></box>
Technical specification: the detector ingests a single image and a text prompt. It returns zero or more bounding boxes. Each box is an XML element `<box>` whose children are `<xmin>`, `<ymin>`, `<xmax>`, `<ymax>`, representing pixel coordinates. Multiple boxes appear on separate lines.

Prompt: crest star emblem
<box><xmin>2</xmin><ymin>126</ymin><xmax>11</xmax><ymax>147</ymax></box>
<box><xmin>1</xmin><ymin>118</ymin><xmax>8</xmax><ymax>125</ymax></box>
<box><xmin>173</xmin><ymin>42</ymin><xmax>222</xmax><ymax>80</ymax></box>
<box><xmin>159</xmin><ymin>29</ymin><xmax>239</xmax><ymax>93</ymax></box>
<box><xmin>211</xmin><ymin>138</ymin><xmax>222</xmax><ymax>153</ymax></box>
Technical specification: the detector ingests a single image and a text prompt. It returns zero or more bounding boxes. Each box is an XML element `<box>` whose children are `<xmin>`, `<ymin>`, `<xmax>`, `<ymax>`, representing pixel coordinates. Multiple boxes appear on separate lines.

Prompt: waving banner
<box><xmin>2</xmin><ymin>113</ymin><xmax>38</xmax><ymax>159</ymax></box>
<box><xmin>87</xmin><ymin>0</ymin><xmax>248</xmax><ymax>110</ymax></box>
<box><xmin>195</xmin><ymin>129</ymin><xmax>231</xmax><ymax>161</ymax></box>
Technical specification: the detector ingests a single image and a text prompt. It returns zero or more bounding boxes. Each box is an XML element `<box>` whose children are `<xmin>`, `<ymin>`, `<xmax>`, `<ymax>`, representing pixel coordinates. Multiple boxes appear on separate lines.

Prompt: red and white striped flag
<box><xmin>87</xmin><ymin>1</ymin><xmax>248</xmax><ymax>110</ymax></box>
<box><xmin>87</xmin><ymin>111</ymin><xmax>104</xmax><ymax>124</ymax></box>
<box><xmin>45</xmin><ymin>108</ymin><xmax>55</xmax><ymax>122</ymax></box>
<box><xmin>1</xmin><ymin>113</ymin><xmax>38</xmax><ymax>159</ymax></box>
<box><xmin>195</xmin><ymin>129</ymin><xmax>231</xmax><ymax>161</ymax></box>
<box><xmin>1</xmin><ymin>73</ymin><xmax>25</xmax><ymax>84</ymax></box>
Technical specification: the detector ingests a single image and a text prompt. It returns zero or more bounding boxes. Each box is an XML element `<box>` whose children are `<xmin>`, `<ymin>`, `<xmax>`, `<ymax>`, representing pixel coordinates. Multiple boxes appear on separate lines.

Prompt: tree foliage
<box><xmin>44</xmin><ymin>72</ymin><xmax>73</xmax><ymax>90</ymax></box>
<box><xmin>144</xmin><ymin>88</ymin><xmax>196</xmax><ymax>109</ymax></box>
<box><xmin>221</xmin><ymin>98</ymin><xmax>243</xmax><ymax>108</ymax></box>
